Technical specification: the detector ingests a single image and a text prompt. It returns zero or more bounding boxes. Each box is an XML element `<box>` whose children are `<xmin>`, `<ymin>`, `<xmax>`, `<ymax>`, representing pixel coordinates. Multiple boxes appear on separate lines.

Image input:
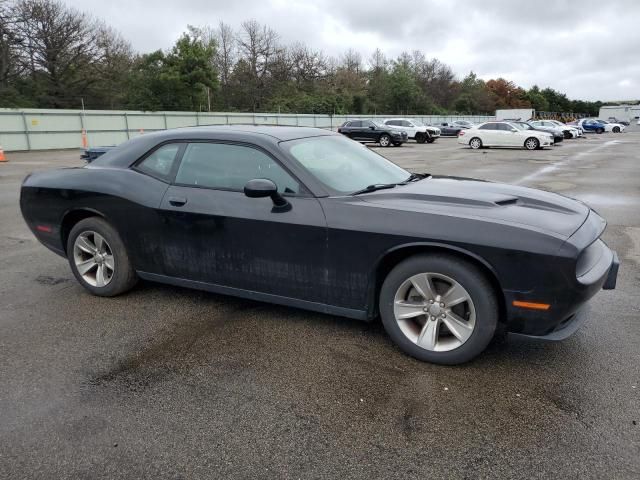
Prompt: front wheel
<box><xmin>392</xmin><ymin>142</ymin><xmax>403</xmax><ymax>147</ymax></box>
<box><xmin>415</xmin><ymin>133</ymin><xmax>427</xmax><ymax>144</ymax></box>
<box><xmin>379</xmin><ymin>134</ymin><xmax>391</xmax><ymax>147</ymax></box>
<box><xmin>379</xmin><ymin>254</ymin><xmax>498</xmax><ymax>365</ymax></box>
<box><xmin>67</xmin><ymin>217</ymin><xmax>138</xmax><ymax>297</ymax></box>
<box><xmin>613</xmin><ymin>126</ymin><xmax>620</xmax><ymax>133</ymax></box>
<box><xmin>524</xmin><ymin>137</ymin><xmax>540</xmax><ymax>150</ymax></box>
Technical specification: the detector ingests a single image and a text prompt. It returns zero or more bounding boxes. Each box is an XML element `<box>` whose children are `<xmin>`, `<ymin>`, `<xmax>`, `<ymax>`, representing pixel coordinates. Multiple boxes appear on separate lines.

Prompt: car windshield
<box><xmin>283</xmin><ymin>135</ymin><xmax>410</xmax><ymax>195</ymax></box>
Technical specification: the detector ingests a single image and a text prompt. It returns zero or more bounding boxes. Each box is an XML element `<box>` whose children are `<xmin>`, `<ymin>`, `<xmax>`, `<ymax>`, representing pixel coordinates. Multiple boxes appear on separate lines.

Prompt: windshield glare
<box><xmin>284</xmin><ymin>135</ymin><xmax>410</xmax><ymax>194</ymax></box>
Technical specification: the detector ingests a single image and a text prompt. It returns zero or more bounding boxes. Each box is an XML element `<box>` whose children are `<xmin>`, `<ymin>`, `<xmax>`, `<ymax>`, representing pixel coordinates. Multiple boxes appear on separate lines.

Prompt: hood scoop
<box><xmin>372</xmin><ymin>192</ymin><xmax>520</xmax><ymax>208</ymax></box>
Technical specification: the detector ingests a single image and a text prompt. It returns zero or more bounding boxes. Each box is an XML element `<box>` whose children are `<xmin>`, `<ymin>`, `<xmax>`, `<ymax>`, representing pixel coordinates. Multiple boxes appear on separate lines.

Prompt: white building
<box><xmin>598</xmin><ymin>104</ymin><xmax>640</xmax><ymax>122</ymax></box>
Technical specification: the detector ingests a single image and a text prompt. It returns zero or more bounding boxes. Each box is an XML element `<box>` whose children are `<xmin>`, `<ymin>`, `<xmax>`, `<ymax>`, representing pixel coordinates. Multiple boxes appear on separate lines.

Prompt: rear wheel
<box><xmin>379</xmin><ymin>254</ymin><xmax>498</xmax><ymax>365</ymax></box>
<box><xmin>379</xmin><ymin>134</ymin><xmax>391</xmax><ymax>147</ymax></box>
<box><xmin>596</xmin><ymin>127</ymin><xmax>604</xmax><ymax>134</ymax></box>
<box><xmin>469</xmin><ymin>137</ymin><xmax>482</xmax><ymax>149</ymax></box>
<box><xmin>524</xmin><ymin>137</ymin><xmax>540</xmax><ymax>150</ymax></box>
<box><xmin>67</xmin><ymin>217</ymin><xmax>137</xmax><ymax>297</ymax></box>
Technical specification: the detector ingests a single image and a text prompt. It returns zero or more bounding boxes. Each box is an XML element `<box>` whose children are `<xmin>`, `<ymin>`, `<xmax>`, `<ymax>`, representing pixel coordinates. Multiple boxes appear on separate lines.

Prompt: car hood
<box><xmin>360</xmin><ymin>176</ymin><xmax>590</xmax><ymax>239</ymax></box>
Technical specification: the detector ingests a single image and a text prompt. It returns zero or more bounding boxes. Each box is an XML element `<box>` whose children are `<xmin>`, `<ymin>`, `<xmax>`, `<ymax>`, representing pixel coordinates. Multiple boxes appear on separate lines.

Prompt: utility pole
<box><xmin>207</xmin><ymin>88</ymin><xmax>211</xmax><ymax>112</ymax></box>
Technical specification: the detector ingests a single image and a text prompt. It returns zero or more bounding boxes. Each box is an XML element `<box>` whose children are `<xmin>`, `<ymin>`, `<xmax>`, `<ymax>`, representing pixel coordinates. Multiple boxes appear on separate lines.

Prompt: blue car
<box><xmin>577</xmin><ymin>119</ymin><xmax>606</xmax><ymax>134</ymax></box>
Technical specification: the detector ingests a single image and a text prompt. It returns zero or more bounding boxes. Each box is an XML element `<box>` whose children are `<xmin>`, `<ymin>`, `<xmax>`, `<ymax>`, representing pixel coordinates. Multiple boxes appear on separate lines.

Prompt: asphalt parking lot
<box><xmin>1</xmin><ymin>128</ymin><xmax>639</xmax><ymax>479</ymax></box>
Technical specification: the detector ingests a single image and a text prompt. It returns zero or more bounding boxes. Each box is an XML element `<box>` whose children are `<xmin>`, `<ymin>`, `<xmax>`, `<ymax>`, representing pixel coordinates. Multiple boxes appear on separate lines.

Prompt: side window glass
<box><xmin>137</xmin><ymin>143</ymin><xmax>181</xmax><ymax>181</ymax></box>
<box><xmin>402</xmin><ymin>120</ymin><xmax>412</xmax><ymax>127</ymax></box>
<box><xmin>175</xmin><ymin>143</ymin><xmax>301</xmax><ymax>194</ymax></box>
<box><xmin>479</xmin><ymin>123</ymin><xmax>494</xmax><ymax>130</ymax></box>
<box><xmin>350</xmin><ymin>120</ymin><xmax>362</xmax><ymax>128</ymax></box>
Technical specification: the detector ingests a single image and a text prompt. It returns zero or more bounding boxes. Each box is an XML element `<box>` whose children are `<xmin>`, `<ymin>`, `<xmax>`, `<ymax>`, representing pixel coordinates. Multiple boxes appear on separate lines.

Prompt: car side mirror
<box><xmin>511</xmin><ymin>128</ymin><xmax>518</xmax><ymax>132</ymax></box>
<box><xmin>244</xmin><ymin>178</ymin><xmax>289</xmax><ymax>209</ymax></box>
<box><xmin>369</xmin><ymin>125</ymin><xmax>375</xmax><ymax>130</ymax></box>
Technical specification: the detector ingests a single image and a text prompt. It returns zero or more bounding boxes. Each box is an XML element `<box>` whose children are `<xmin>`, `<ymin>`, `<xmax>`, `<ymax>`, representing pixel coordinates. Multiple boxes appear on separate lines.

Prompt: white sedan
<box><xmin>458</xmin><ymin>121</ymin><xmax>553</xmax><ymax>150</ymax></box>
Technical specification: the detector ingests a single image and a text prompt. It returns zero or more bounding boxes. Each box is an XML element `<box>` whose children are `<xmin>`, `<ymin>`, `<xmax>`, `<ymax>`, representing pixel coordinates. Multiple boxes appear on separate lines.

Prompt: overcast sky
<box><xmin>64</xmin><ymin>0</ymin><xmax>639</xmax><ymax>101</ymax></box>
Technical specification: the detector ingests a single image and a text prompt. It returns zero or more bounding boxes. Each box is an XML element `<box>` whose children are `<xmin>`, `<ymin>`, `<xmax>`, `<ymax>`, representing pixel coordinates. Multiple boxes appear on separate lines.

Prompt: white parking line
<box><xmin>514</xmin><ymin>140</ymin><xmax>620</xmax><ymax>185</ymax></box>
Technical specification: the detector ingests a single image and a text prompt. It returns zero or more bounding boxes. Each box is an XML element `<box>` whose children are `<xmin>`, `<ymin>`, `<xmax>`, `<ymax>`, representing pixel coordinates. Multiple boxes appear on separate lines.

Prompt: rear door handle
<box><xmin>168</xmin><ymin>196</ymin><xmax>187</xmax><ymax>207</ymax></box>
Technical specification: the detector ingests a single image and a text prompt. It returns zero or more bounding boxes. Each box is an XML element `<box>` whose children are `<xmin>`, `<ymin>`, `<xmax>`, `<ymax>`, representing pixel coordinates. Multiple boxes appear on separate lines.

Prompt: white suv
<box><xmin>384</xmin><ymin>118</ymin><xmax>441</xmax><ymax>143</ymax></box>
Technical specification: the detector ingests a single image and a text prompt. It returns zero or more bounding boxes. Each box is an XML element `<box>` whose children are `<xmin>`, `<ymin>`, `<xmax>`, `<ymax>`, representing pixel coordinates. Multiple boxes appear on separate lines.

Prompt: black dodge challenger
<box><xmin>20</xmin><ymin>126</ymin><xmax>619</xmax><ymax>364</ymax></box>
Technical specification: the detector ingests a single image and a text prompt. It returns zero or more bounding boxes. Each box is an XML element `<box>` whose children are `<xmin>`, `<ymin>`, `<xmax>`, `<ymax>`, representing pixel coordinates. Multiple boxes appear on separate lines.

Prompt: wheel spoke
<box><xmin>103</xmin><ymin>254</ymin><xmax>115</xmax><ymax>271</ymax></box>
<box><xmin>410</xmin><ymin>274</ymin><xmax>436</xmax><ymax>301</ymax></box>
<box><xmin>443</xmin><ymin>311</ymin><xmax>473</xmax><ymax>343</ymax></box>
<box><xmin>76</xmin><ymin>258</ymin><xmax>97</xmax><ymax>275</ymax></box>
<box><xmin>94</xmin><ymin>233</ymin><xmax>105</xmax><ymax>253</ymax></box>
<box><xmin>417</xmin><ymin>319</ymin><xmax>439</xmax><ymax>350</ymax></box>
<box><xmin>442</xmin><ymin>283</ymin><xmax>468</xmax><ymax>308</ymax></box>
<box><xmin>76</xmin><ymin>236</ymin><xmax>96</xmax><ymax>254</ymax></box>
<box><xmin>395</xmin><ymin>301</ymin><xmax>426</xmax><ymax>320</ymax></box>
<box><xmin>95</xmin><ymin>264</ymin><xmax>106</xmax><ymax>287</ymax></box>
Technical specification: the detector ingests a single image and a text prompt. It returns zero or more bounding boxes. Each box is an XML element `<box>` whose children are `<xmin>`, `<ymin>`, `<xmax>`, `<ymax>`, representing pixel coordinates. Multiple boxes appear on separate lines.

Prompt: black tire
<box><xmin>563</xmin><ymin>130</ymin><xmax>572</xmax><ymax>139</ymax></box>
<box><xmin>426</xmin><ymin>137</ymin><xmax>436</xmax><ymax>144</ymax></box>
<box><xmin>524</xmin><ymin>137</ymin><xmax>540</xmax><ymax>150</ymax></box>
<box><xmin>379</xmin><ymin>254</ymin><xmax>498</xmax><ymax>365</ymax></box>
<box><xmin>379</xmin><ymin>134</ymin><xmax>392</xmax><ymax>147</ymax></box>
<box><xmin>613</xmin><ymin>126</ymin><xmax>620</xmax><ymax>133</ymax></box>
<box><xmin>469</xmin><ymin>137</ymin><xmax>482</xmax><ymax>149</ymax></box>
<box><xmin>596</xmin><ymin>127</ymin><xmax>604</xmax><ymax>134</ymax></box>
<box><xmin>415</xmin><ymin>133</ymin><xmax>426</xmax><ymax>144</ymax></box>
<box><xmin>67</xmin><ymin>217</ymin><xmax>138</xmax><ymax>297</ymax></box>
<box><xmin>392</xmin><ymin>142</ymin><xmax>403</xmax><ymax>147</ymax></box>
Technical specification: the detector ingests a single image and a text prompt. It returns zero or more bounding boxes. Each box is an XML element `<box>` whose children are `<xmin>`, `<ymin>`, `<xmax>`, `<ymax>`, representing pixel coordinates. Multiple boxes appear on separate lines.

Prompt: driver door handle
<box><xmin>168</xmin><ymin>196</ymin><xmax>187</xmax><ymax>207</ymax></box>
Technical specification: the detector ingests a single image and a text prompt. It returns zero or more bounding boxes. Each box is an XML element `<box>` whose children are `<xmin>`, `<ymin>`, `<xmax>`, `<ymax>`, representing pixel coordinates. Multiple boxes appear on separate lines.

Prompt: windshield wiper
<box><xmin>351</xmin><ymin>183</ymin><xmax>398</xmax><ymax>196</ymax></box>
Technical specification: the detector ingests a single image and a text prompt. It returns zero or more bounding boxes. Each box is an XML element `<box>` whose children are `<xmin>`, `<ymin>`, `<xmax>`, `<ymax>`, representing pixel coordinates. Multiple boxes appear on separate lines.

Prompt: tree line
<box><xmin>0</xmin><ymin>0</ymin><xmax>607</xmax><ymax>116</ymax></box>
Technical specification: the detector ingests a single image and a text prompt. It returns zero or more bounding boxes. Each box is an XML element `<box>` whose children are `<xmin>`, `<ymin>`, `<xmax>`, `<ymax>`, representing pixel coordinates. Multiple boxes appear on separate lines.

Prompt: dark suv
<box><xmin>337</xmin><ymin>120</ymin><xmax>408</xmax><ymax>147</ymax></box>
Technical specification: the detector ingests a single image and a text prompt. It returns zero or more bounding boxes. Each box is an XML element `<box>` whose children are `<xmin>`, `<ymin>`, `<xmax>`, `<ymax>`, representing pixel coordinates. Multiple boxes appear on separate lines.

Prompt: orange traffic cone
<box><xmin>81</xmin><ymin>129</ymin><xmax>88</xmax><ymax>148</ymax></box>
<box><xmin>0</xmin><ymin>145</ymin><xmax>6</xmax><ymax>162</ymax></box>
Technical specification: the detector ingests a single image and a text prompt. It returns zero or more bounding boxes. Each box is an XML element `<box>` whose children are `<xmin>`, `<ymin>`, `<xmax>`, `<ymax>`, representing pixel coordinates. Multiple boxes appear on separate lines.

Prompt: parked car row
<box><xmin>338</xmin><ymin>118</ymin><xmax>479</xmax><ymax>147</ymax></box>
<box><xmin>458</xmin><ymin>121</ymin><xmax>557</xmax><ymax>150</ymax></box>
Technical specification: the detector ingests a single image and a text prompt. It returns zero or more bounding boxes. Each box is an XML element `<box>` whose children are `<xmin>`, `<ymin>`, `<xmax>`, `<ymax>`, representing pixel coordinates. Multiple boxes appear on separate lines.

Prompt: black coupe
<box><xmin>20</xmin><ymin>126</ymin><xmax>618</xmax><ymax>364</ymax></box>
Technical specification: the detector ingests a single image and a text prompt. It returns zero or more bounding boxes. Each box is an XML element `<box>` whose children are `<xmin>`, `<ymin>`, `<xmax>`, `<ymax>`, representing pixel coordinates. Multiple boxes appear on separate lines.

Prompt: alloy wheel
<box><xmin>470</xmin><ymin>138</ymin><xmax>481</xmax><ymax>149</ymax></box>
<box><xmin>73</xmin><ymin>231</ymin><xmax>115</xmax><ymax>287</ymax></box>
<box><xmin>393</xmin><ymin>272</ymin><xmax>476</xmax><ymax>352</ymax></box>
<box><xmin>525</xmin><ymin>138</ymin><xmax>539</xmax><ymax>150</ymax></box>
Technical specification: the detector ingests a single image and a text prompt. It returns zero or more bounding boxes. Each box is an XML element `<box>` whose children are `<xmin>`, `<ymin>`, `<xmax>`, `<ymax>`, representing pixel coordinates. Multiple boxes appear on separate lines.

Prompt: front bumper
<box><xmin>505</xmin><ymin>211</ymin><xmax>618</xmax><ymax>339</ymax></box>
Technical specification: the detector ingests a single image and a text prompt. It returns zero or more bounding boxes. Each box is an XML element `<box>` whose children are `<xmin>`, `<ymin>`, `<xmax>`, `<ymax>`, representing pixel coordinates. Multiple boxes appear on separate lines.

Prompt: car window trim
<box><xmin>169</xmin><ymin>139</ymin><xmax>312</xmax><ymax>198</ymax></box>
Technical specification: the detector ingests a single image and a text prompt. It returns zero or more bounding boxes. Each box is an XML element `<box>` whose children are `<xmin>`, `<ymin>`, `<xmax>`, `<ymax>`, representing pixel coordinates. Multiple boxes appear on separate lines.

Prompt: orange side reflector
<box><xmin>512</xmin><ymin>301</ymin><xmax>550</xmax><ymax>311</ymax></box>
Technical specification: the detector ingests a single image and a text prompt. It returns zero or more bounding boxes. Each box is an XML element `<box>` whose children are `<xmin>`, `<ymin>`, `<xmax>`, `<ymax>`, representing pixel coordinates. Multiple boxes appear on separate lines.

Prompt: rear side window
<box><xmin>174</xmin><ymin>143</ymin><xmax>301</xmax><ymax>194</ymax></box>
<box><xmin>349</xmin><ymin>120</ymin><xmax>362</xmax><ymax>128</ymax></box>
<box><xmin>479</xmin><ymin>123</ymin><xmax>496</xmax><ymax>130</ymax></box>
<box><xmin>136</xmin><ymin>143</ymin><xmax>181</xmax><ymax>181</ymax></box>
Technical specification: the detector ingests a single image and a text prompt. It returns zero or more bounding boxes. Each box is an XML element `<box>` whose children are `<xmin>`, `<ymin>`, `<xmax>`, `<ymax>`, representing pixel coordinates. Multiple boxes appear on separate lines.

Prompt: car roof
<box><xmin>91</xmin><ymin>125</ymin><xmax>339</xmax><ymax>168</ymax></box>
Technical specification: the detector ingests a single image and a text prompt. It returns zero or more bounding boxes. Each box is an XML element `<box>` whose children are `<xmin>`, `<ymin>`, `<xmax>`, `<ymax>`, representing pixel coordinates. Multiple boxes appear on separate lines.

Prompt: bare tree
<box><xmin>0</xmin><ymin>1</ymin><xmax>25</xmax><ymax>88</ymax></box>
<box><xmin>14</xmin><ymin>0</ymin><xmax>106</xmax><ymax>106</ymax></box>
<box><xmin>237</xmin><ymin>19</ymin><xmax>279</xmax><ymax>110</ymax></box>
